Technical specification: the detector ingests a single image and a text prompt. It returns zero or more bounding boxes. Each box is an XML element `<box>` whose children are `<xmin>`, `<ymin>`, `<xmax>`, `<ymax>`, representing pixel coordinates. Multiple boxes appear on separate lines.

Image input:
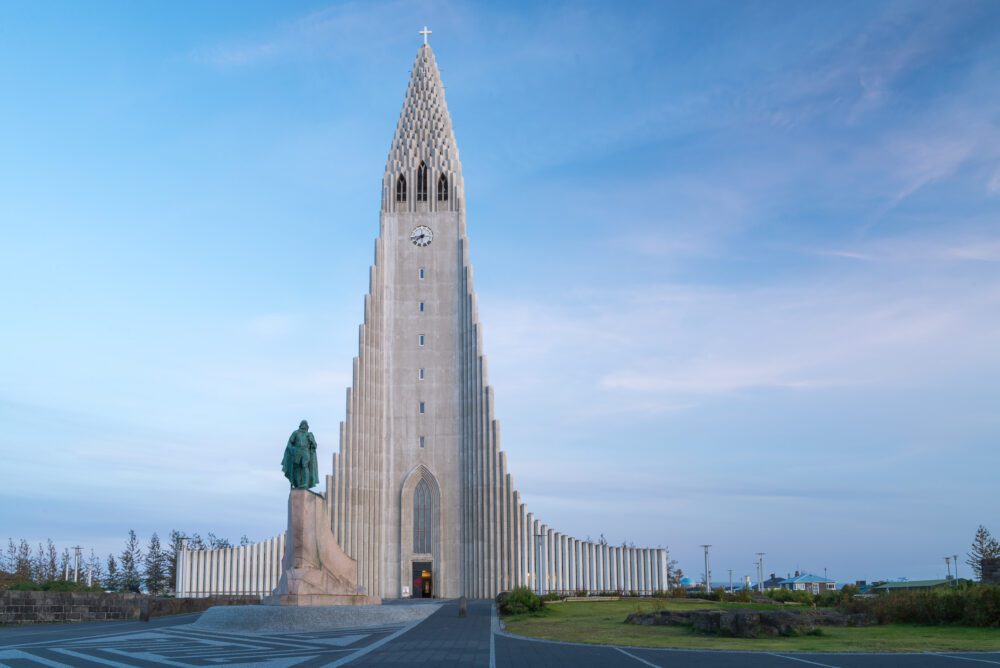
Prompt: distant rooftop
<box><xmin>871</xmin><ymin>579</ymin><xmax>951</xmax><ymax>590</ymax></box>
<box><xmin>781</xmin><ymin>573</ymin><xmax>835</xmax><ymax>584</ymax></box>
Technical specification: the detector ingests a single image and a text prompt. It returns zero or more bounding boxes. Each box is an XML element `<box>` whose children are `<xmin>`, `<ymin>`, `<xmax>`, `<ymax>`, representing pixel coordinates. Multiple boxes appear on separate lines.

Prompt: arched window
<box><xmin>396</xmin><ymin>174</ymin><xmax>407</xmax><ymax>202</ymax></box>
<box><xmin>413</xmin><ymin>479</ymin><xmax>431</xmax><ymax>553</ymax></box>
<box><xmin>416</xmin><ymin>162</ymin><xmax>428</xmax><ymax>202</ymax></box>
<box><xmin>437</xmin><ymin>174</ymin><xmax>449</xmax><ymax>202</ymax></box>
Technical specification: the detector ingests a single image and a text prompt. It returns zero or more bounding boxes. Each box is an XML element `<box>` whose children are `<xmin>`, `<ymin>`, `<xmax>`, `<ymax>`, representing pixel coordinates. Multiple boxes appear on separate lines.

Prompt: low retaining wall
<box><xmin>0</xmin><ymin>591</ymin><xmax>258</xmax><ymax>625</ymax></box>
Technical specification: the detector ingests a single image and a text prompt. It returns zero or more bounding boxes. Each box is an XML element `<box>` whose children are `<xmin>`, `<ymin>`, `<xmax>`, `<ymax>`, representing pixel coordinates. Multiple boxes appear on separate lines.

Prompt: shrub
<box><xmin>498</xmin><ymin>587</ymin><xmax>544</xmax><ymax>615</ymax></box>
<box><xmin>838</xmin><ymin>585</ymin><xmax>1000</xmax><ymax>627</ymax></box>
<box><xmin>766</xmin><ymin>588</ymin><xmax>814</xmax><ymax>605</ymax></box>
<box><xmin>8</xmin><ymin>579</ymin><xmax>101</xmax><ymax>592</ymax></box>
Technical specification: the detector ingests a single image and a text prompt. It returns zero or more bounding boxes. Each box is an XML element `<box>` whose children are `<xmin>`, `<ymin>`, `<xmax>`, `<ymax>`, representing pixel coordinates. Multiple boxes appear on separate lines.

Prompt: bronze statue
<box><xmin>282</xmin><ymin>420</ymin><xmax>319</xmax><ymax>489</ymax></box>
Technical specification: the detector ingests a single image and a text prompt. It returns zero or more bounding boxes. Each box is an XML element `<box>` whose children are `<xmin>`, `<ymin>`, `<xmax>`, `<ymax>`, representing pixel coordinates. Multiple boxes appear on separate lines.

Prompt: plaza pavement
<box><xmin>2</xmin><ymin>600</ymin><xmax>999</xmax><ymax>667</ymax></box>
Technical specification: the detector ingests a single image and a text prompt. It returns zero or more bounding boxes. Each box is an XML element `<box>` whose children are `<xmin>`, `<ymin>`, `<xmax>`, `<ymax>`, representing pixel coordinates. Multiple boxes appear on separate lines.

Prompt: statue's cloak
<box><xmin>282</xmin><ymin>428</ymin><xmax>319</xmax><ymax>489</ymax></box>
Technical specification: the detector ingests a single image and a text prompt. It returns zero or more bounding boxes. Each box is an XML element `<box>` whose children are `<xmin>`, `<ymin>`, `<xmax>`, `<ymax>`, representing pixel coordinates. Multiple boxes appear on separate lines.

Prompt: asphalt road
<box><xmin>2</xmin><ymin>601</ymin><xmax>999</xmax><ymax>667</ymax></box>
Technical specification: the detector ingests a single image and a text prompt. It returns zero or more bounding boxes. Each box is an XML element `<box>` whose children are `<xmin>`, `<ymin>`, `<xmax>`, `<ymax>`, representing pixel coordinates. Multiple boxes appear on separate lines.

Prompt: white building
<box><xmin>178</xmin><ymin>38</ymin><xmax>668</xmax><ymax>601</ymax></box>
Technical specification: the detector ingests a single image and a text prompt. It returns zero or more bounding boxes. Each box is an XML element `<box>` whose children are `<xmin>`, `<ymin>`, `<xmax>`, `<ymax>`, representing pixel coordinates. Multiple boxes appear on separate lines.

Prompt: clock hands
<box><xmin>410</xmin><ymin>226</ymin><xmax>433</xmax><ymax>246</ymax></box>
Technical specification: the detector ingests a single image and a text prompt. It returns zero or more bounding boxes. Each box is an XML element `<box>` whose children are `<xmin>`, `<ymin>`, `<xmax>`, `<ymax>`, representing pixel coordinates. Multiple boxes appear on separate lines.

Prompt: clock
<box><xmin>410</xmin><ymin>226</ymin><xmax>433</xmax><ymax>247</ymax></box>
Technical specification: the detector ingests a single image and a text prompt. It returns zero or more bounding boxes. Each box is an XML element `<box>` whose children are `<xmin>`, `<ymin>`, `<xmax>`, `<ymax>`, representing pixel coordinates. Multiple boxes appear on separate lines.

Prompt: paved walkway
<box><xmin>2</xmin><ymin>601</ymin><xmax>1000</xmax><ymax>666</ymax></box>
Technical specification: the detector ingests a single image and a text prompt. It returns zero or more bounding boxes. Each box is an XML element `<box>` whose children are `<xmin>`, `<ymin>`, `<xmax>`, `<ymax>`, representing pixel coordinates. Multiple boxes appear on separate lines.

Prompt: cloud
<box><xmin>805</xmin><ymin>233</ymin><xmax>1000</xmax><ymax>264</ymax></box>
<box><xmin>483</xmin><ymin>229</ymin><xmax>1000</xmax><ymax>419</ymax></box>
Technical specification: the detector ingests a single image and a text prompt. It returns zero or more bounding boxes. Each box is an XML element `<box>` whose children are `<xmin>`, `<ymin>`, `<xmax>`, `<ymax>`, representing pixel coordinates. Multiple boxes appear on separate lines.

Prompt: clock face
<box><xmin>410</xmin><ymin>226</ymin><xmax>433</xmax><ymax>247</ymax></box>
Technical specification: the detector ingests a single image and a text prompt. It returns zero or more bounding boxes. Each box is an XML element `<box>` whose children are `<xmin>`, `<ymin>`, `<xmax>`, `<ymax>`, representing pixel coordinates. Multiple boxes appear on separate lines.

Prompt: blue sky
<box><xmin>1</xmin><ymin>0</ymin><xmax>999</xmax><ymax>585</ymax></box>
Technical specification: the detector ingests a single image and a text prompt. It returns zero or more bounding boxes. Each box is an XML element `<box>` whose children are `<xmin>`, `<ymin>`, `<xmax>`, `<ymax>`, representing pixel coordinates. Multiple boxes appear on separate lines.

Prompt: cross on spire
<box><xmin>419</xmin><ymin>26</ymin><xmax>432</xmax><ymax>46</ymax></box>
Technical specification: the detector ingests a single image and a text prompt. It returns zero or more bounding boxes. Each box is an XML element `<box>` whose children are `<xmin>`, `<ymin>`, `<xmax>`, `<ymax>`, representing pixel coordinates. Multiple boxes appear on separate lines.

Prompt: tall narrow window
<box><xmin>413</xmin><ymin>479</ymin><xmax>430</xmax><ymax>553</ymax></box>
<box><xmin>419</xmin><ymin>302</ymin><xmax>425</xmax><ymax>312</ymax></box>
<box><xmin>437</xmin><ymin>173</ymin><xmax>449</xmax><ymax>201</ymax></box>
<box><xmin>416</xmin><ymin>162</ymin><xmax>428</xmax><ymax>202</ymax></box>
<box><xmin>419</xmin><ymin>268</ymin><xmax>425</xmax><ymax>279</ymax></box>
<box><xmin>395</xmin><ymin>174</ymin><xmax>407</xmax><ymax>202</ymax></box>
<box><xmin>419</xmin><ymin>435</ymin><xmax>426</xmax><ymax>448</ymax></box>
<box><xmin>419</xmin><ymin>402</ymin><xmax>425</xmax><ymax>414</ymax></box>
<box><xmin>418</xmin><ymin>368</ymin><xmax>425</xmax><ymax>380</ymax></box>
<box><xmin>418</xmin><ymin>334</ymin><xmax>425</xmax><ymax>346</ymax></box>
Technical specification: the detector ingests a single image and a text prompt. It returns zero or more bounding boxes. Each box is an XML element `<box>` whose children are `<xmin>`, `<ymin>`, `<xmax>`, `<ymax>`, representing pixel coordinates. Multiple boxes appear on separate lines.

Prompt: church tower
<box><xmin>325</xmin><ymin>39</ymin><xmax>670</xmax><ymax>600</ymax></box>
<box><xmin>173</xmin><ymin>36</ymin><xmax>670</xmax><ymax>602</ymax></box>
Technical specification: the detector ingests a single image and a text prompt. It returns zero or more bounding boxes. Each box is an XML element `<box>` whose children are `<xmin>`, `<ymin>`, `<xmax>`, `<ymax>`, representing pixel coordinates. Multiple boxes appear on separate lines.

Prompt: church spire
<box><xmin>383</xmin><ymin>42</ymin><xmax>463</xmax><ymax>213</ymax></box>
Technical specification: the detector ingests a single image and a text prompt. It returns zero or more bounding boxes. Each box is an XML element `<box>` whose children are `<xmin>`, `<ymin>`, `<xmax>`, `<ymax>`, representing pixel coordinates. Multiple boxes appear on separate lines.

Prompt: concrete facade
<box><xmin>327</xmin><ymin>43</ymin><xmax>669</xmax><ymax>600</ymax></box>
<box><xmin>176</xmin><ymin>43</ymin><xmax>669</xmax><ymax>602</ymax></box>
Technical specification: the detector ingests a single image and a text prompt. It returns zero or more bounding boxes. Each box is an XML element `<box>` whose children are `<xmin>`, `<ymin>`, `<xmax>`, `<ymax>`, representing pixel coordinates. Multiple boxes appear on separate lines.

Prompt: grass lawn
<box><xmin>502</xmin><ymin>599</ymin><xmax>1000</xmax><ymax>652</ymax></box>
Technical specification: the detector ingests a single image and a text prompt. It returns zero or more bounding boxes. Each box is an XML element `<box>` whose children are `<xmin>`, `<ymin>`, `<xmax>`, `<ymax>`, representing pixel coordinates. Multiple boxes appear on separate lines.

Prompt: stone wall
<box><xmin>0</xmin><ymin>591</ymin><xmax>257</xmax><ymax>625</ymax></box>
<box><xmin>983</xmin><ymin>558</ymin><xmax>1000</xmax><ymax>584</ymax></box>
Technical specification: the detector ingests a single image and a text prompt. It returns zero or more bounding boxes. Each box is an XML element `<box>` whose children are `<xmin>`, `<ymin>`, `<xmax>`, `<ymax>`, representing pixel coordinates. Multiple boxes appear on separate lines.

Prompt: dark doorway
<box><xmin>411</xmin><ymin>561</ymin><xmax>433</xmax><ymax>598</ymax></box>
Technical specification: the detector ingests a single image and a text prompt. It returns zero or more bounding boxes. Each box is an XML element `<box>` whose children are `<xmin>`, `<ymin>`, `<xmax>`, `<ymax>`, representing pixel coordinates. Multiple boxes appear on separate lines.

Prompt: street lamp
<box><xmin>756</xmin><ymin>553</ymin><xmax>766</xmax><ymax>593</ymax></box>
<box><xmin>700</xmin><ymin>545</ymin><xmax>712</xmax><ymax>593</ymax></box>
<box><xmin>72</xmin><ymin>546</ymin><xmax>83</xmax><ymax>583</ymax></box>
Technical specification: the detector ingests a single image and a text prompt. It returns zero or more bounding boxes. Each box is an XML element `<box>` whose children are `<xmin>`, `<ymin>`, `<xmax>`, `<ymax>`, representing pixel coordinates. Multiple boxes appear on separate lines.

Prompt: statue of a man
<box><xmin>282</xmin><ymin>420</ymin><xmax>319</xmax><ymax>489</ymax></box>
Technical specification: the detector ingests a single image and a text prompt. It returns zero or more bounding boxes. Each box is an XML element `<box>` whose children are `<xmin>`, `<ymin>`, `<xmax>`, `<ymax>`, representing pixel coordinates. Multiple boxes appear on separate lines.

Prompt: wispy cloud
<box><xmin>484</xmin><ymin>230</ymin><xmax>1000</xmax><ymax>419</ymax></box>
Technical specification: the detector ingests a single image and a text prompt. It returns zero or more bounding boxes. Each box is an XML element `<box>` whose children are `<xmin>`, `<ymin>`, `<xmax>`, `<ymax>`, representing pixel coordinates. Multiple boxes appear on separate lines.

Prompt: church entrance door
<box><xmin>411</xmin><ymin>561</ymin><xmax>433</xmax><ymax>598</ymax></box>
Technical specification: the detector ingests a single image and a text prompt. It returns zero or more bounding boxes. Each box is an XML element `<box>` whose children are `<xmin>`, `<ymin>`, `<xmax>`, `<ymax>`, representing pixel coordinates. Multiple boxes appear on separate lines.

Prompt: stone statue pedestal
<box><xmin>263</xmin><ymin>489</ymin><xmax>380</xmax><ymax>606</ymax></box>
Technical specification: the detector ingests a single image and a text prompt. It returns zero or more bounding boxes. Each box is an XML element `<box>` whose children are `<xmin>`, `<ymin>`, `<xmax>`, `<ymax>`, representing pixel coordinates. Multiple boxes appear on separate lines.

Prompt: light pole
<box><xmin>700</xmin><ymin>545</ymin><xmax>712</xmax><ymax>593</ymax></box>
<box><xmin>953</xmin><ymin>554</ymin><xmax>960</xmax><ymax>585</ymax></box>
<box><xmin>728</xmin><ymin>569</ymin><xmax>733</xmax><ymax>594</ymax></box>
<box><xmin>945</xmin><ymin>556</ymin><xmax>952</xmax><ymax>581</ymax></box>
<box><xmin>756</xmin><ymin>553</ymin><xmax>766</xmax><ymax>593</ymax></box>
<box><xmin>72</xmin><ymin>546</ymin><xmax>83</xmax><ymax>583</ymax></box>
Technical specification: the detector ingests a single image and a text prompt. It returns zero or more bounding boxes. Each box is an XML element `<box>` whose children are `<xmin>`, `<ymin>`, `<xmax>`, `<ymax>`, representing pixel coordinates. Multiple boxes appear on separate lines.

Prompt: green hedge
<box><xmin>8</xmin><ymin>579</ymin><xmax>103</xmax><ymax>592</ymax></box>
<box><xmin>840</xmin><ymin>586</ymin><xmax>1000</xmax><ymax>627</ymax></box>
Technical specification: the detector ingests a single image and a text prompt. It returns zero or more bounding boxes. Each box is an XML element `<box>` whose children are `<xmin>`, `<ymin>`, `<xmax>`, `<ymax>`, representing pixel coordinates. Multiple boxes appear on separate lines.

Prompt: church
<box><xmin>176</xmin><ymin>37</ymin><xmax>669</xmax><ymax>601</ymax></box>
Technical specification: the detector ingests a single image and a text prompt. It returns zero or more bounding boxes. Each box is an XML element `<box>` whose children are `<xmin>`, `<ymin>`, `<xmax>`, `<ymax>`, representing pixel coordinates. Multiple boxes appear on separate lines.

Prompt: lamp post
<box><xmin>756</xmin><ymin>553</ymin><xmax>766</xmax><ymax>593</ymax></box>
<box><xmin>72</xmin><ymin>546</ymin><xmax>83</xmax><ymax>583</ymax></box>
<box><xmin>945</xmin><ymin>556</ymin><xmax>952</xmax><ymax>581</ymax></box>
<box><xmin>700</xmin><ymin>545</ymin><xmax>712</xmax><ymax>593</ymax></box>
<box><xmin>953</xmin><ymin>554</ymin><xmax>960</xmax><ymax>585</ymax></box>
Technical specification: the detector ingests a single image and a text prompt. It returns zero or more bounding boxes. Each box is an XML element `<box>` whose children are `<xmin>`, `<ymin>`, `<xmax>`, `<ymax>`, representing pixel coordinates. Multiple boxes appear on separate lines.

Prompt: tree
<box><xmin>166</xmin><ymin>530</ymin><xmax>185</xmax><ymax>594</ymax></box>
<box><xmin>667</xmin><ymin>559</ymin><xmax>684</xmax><ymax>588</ymax></box>
<box><xmin>239</xmin><ymin>535</ymin><xmax>251</xmax><ymax>547</ymax></box>
<box><xmin>120</xmin><ymin>530</ymin><xmax>143</xmax><ymax>593</ymax></box>
<box><xmin>105</xmin><ymin>554</ymin><xmax>121</xmax><ymax>591</ymax></box>
<box><xmin>87</xmin><ymin>549</ymin><xmax>104</xmax><ymax>588</ymax></box>
<box><xmin>4</xmin><ymin>538</ymin><xmax>15</xmax><ymax>574</ymax></box>
<box><xmin>206</xmin><ymin>533</ymin><xmax>231</xmax><ymax>550</ymax></box>
<box><xmin>59</xmin><ymin>547</ymin><xmax>71</xmax><ymax>581</ymax></box>
<box><xmin>144</xmin><ymin>533</ymin><xmax>168</xmax><ymax>596</ymax></box>
<box><xmin>46</xmin><ymin>540</ymin><xmax>59</xmax><ymax>582</ymax></box>
<box><xmin>32</xmin><ymin>542</ymin><xmax>47</xmax><ymax>582</ymax></box>
<box><xmin>15</xmin><ymin>540</ymin><xmax>31</xmax><ymax>579</ymax></box>
<box><xmin>967</xmin><ymin>525</ymin><xmax>1000</xmax><ymax>581</ymax></box>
